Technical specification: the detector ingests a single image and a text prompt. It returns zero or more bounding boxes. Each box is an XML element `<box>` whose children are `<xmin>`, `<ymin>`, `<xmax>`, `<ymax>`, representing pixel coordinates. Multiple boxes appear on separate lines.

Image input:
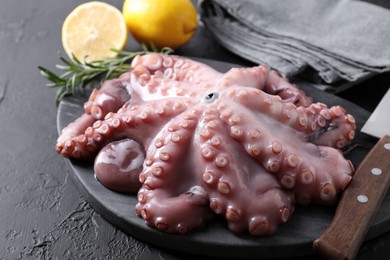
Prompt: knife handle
<box><xmin>313</xmin><ymin>135</ymin><xmax>390</xmax><ymax>260</ymax></box>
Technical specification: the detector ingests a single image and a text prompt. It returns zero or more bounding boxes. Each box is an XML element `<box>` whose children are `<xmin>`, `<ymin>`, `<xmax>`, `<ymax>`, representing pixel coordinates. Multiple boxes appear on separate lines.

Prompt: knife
<box><xmin>313</xmin><ymin>88</ymin><xmax>390</xmax><ymax>260</ymax></box>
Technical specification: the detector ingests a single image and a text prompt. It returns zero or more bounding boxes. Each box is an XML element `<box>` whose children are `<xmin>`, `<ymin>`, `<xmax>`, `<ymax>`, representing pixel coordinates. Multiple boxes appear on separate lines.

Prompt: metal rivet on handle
<box><xmin>371</xmin><ymin>168</ymin><xmax>382</xmax><ymax>176</ymax></box>
<box><xmin>357</xmin><ymin>195</ymin><xmax>368</xmax><ymax>203</ymax></box>
<box><xmin>384</xmin><ymin>143</ymin><xmax>390</xmax><ymax>150</ymax></box>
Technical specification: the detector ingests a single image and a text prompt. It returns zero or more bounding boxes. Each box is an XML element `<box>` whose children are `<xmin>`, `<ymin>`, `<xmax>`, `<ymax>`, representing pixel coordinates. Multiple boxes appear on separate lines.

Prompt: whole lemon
<box><xmin>122</xmin><ymin>0</ymin><xmax>198</xmax><ymax>49</ymax></box>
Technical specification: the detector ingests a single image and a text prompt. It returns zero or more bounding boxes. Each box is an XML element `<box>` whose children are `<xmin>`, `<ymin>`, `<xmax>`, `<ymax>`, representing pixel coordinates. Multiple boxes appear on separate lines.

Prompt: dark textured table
<box><xmin>1</xmin><ymin>0</ymin><xmax>390</xmax><ymax>259</ymax></box>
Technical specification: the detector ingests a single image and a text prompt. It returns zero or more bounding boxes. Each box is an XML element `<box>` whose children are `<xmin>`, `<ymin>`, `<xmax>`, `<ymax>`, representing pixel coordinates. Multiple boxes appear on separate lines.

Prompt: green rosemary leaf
<box><xmin>55</xmin><ymin>86</ymin><xmax>68</xmax><ymax>105</ymax></box>
<box><xmin>38</xmin><ymin>66</ymin><xmax>66</xmax><ymax>85</ymax></box>
<box><xmin>105</xmin><ymin>69</ymin><xmax>115</xmax><ymax>79</ymax></box>
<box><xmin>55</xmin><ymin>64</ymin><xmax>70</xmax><ymax>70</ymax></box>
<box><xmin>71</xmin><ymin>53</ymin><xmax>83</xmax><ymax>65</ymax></box>
<box><xmin>59</xmin><ymin>56</ymin><xmax>80</xmax><ymax>71</ymax></box>
<box><xmin>47</xmin><ymin>83</ymin><xmax>57</xmax><ymax>88</ymax></box>
<box><xmin>161</xmin><ymin>47</ymin><xmax>174</xmax><ymax>54</ymax></box>
<box><xmin>70</xmin><ymin>74</ymin><xmax>77</xmax><ymax>95</ymax></box>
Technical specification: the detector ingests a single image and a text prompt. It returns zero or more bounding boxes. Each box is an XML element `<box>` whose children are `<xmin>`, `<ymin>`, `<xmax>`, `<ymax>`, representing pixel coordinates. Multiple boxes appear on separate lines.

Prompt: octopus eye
<box><xmin>202</xmin><ymin>92</ymin><xmax>219</xmax><ymax>104</ymax></box>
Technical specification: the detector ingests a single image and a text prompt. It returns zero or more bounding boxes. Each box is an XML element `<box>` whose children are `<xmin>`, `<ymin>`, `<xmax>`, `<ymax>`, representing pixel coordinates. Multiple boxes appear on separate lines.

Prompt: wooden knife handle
<box><xmin>313</xmin><ymin>135</ymin><xmax>390</xmax><ymax>260</ymax></box>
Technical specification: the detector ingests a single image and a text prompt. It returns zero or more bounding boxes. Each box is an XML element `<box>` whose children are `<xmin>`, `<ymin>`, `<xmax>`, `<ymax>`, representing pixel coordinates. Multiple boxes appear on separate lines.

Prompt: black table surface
<box><xmin>1</xmin><ymin>0</ymin><xmax>390</xmax><ymax>259</ymax></box>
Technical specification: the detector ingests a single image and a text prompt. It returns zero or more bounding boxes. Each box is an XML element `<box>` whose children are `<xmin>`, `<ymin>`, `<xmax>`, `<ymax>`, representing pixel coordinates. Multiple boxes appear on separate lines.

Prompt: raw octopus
<box><xmin>56</xmin><ymin>53</ymin><xmax>356</xmax><ymax>236</ymax></box>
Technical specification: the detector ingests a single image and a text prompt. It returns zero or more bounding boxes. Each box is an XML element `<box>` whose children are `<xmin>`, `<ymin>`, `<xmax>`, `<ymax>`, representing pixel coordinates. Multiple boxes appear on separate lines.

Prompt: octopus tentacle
<box><xmin>84</xmin><ymin>72</ymin><xmax>131</xmax><ymax>119</ymax></box>
<box><xmin>220</xmin><ymin>86</ymin><xmax>355</xmax><ymax>149</ymax></box>
<box><xmin>219</xmin><ymin>65</ymin><xmax>312</xmax><ymax>106</ymax></box>
<box><xmin>60</xmin><ymin>74</ymin><xmax>133</xmax><ymax>154</ymax></box>
<box><xmin>136</xmin><ymin>110</ymin><xmax>214</xmax><ymax>233</ymax></box>
<box><xmin>56</xmin><ymin>98</ymin><xmax>189</xmax><ymax>159</ymax></box>
<box><xmin>263</xmin><ymin>69</ymin><xmax>312</xmax><ymax>107</ymax></box>
<box><xmin>131</xmin><ymin>54</ymin><xmax>222</xmax><ymax>97</ymax></box>
<box><xmin>216</xmin><ymin>89</ymin><xmax>353</xmax><ymax>205</ymax></box>
<box><xmin>57</xmin><ymin>113</ymin><xmax>96</xmax><ymax>145</ymax></box>
<box><xmin>306</xmin><ymin>104</ymin><xmax>356</xmax><ymax>148</ymax></box>
<box><xmin>196</xmin><ymin>110</ymin><xmax>294</xmax><ymax>235</ymax></box>
<box><xmin>136</xmin><ymin>187</ymin><xmax>212</xmax><ymax>233</ymax></box>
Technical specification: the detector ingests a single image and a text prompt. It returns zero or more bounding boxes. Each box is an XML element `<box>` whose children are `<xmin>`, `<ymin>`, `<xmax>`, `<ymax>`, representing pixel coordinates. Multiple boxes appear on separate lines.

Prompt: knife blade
<box><xmin>313</xmin><ymin>88</ymin><xmax>390</xmax><ymax>260</ymax></box>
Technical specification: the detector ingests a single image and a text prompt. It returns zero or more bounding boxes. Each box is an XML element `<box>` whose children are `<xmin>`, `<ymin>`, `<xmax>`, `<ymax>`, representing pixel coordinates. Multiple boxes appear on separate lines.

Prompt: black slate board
<box><xmin>57</xmin><ymin>59</ymin><xmax>389</xmax><ymax>259</ymax></box>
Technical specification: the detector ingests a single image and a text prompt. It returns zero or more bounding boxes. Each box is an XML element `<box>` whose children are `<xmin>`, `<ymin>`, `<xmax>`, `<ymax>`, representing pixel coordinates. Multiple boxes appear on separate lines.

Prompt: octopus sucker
<box><xmin>267</xmin><ymin>159</ymin><xmax>281</xmax><ymax>173</ymax></box>
<box><xmin>300</xmin><ymin>169</ymin><xmax>315</xmax><ymax>185</ymax></box>
<box><xmin>217</xmin><ymin>178</ymin><xmax>233</xmax><ymax>194</ymax></box>
<box><xmin>151</xmin><ymin>165</ymin><xmax>164</xmax><ymax>177</ymax></box>
<box><xmin>201</xmin><ymin>145</ymin><xmax>216</xmax><ymax>160</ymax></box>
<box><xmin>202</xmin><ymin>170</ymin><xmax>217</xmax><ymax>185</ymax></box>
<box><xmin>210</xmin><ymin>198</ymin><xmax>225</xmax><ymax>214</ymax></box>
<box><xmin>56</xmin><ymin>53</ymin><xmax>357</xmax><ymax>236</ymax></box>
<box><xmin>319</xmin><ymin>183</ymin><xmax>337</xmax><ymax>205</ymax></box>
<box><xmin>280</xmin><ymin>174</ymin><xmax>296</xmax><ymax>189</ymax></box>
<box><xmin>286</xmin><ymin>154</ymin><xmax>300</xmax><ymax>168</ymax></box>
<box><xmin>279</xmin><ymin>207</ymin><xmax>292</xmax><ymax>223</ymax></box>
<box><xmin>271</xmin><ymin>141</ymin><xmax>283</xmax><ymax>154</ymax></box>
<box><xmin>215</xmin><ymin>155</ymin><xmax>230</xmax><ymax>168</ymax></box>
<box><xmin>248</xmin><ymin>145</ymin><xmax>262</xmax><ymax>157</ymax></box>
<box><xmin>226</xmin><ymin>207</ymin><xmax>241</xmax><ymax>222</ymax></box>
<box><xmin>249</xmin><ymin>217</ymin><xmax>269</xmax><ymax>236</ymax></box>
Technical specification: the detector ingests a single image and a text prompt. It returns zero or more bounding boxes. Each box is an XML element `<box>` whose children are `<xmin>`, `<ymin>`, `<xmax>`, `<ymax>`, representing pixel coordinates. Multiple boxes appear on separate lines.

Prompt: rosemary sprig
<box><xmin>38</xmin><ymin>45</ymin><xmax>173</xmax><ymax>105</ymax></box>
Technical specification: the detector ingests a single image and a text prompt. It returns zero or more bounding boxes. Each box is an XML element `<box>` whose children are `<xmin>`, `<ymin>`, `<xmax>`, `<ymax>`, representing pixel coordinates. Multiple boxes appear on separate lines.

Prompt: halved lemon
<box><xmin>62</xmin><ymin>1</ymin><xmax>128</xmax><ymax>63</ymax></box>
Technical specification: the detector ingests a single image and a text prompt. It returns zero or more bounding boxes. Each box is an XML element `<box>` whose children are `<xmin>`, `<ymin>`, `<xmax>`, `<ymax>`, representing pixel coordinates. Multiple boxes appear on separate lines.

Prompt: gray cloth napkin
<box><xmin>199</xmin><ymin>0</ymin><xmax>390</xmax><ymax>87</ymax></box>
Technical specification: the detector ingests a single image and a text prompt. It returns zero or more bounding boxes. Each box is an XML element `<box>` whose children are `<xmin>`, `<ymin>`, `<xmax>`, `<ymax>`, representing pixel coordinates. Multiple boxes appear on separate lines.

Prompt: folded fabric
<box><xmin>199</xmin><ymin>0</ymin><xmax>390</xmax><ymax>87</ymax></box>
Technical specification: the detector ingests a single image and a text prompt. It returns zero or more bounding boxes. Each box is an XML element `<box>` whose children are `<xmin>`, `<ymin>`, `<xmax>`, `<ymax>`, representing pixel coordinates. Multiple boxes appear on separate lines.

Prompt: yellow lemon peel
<box><xmin>122</xmin><ymin>0</ymin><xmax>197</xmax><ymax>49</ymax></box>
